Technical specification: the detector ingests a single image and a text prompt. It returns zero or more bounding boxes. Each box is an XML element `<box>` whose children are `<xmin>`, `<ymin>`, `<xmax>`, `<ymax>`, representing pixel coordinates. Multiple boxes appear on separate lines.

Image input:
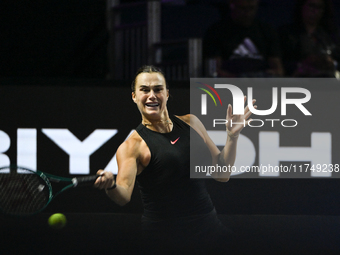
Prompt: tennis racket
<box><xmin>0</xmin><ymin>165</ymin><xmax>99</xmax><ymax>216</ymax></box>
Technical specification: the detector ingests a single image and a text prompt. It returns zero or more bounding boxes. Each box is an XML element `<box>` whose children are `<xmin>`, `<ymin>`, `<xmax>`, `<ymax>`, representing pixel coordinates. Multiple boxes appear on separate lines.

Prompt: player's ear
<box><xmin>132</xmin><ymin>92</ymin><xmax>136</xmax><ymax>103</ymax></box>
<box><xmin>167</xmin><ymin>89</ymin><xmax>169</xmax><ymax>100</ymax></box>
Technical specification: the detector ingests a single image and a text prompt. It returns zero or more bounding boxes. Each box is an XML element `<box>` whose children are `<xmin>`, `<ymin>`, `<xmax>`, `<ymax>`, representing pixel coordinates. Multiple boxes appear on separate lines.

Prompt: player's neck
<box><xmin>142</xmin><ymin>114</ymin><xmax>173</xmax><ymax>133</ymax></box>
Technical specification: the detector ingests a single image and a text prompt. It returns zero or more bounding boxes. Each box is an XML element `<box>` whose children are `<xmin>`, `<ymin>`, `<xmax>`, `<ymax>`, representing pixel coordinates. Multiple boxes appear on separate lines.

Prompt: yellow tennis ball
<box><xmin>48</xmin><ymin>213</ymin><xmax>67</xmax><ymax>229</ymax></box>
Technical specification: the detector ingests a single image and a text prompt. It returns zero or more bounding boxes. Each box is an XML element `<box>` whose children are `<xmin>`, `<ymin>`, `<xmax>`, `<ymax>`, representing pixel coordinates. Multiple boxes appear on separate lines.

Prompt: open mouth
<box><xmin>145</xmin><ymin>103</ymin><xmax>159</xmax><ymax>107</ymax></box>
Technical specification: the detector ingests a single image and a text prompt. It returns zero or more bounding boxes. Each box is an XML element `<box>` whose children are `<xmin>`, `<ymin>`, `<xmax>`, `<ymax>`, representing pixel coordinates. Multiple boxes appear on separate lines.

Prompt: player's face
<box><xmin>132</xmin><ymin>72</ymin><xmax>169</xmax><ymax>119</ymax></box>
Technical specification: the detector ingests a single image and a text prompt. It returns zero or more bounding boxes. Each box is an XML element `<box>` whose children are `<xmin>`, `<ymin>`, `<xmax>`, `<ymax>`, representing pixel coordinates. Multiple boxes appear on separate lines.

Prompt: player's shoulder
<box><xmin>117</xmin><ymin>131</ymin><xmax>144</xmax><ymax>156</ymax></box>
<box><xmin>176</xmin><ymin>114</ymin><xmax>202</xmax><ymax>125</ymax></box>
<box><xmin>175</xmin><ymin>114</ymin><xmax>190</xmax><ymax>125</ymax></box>
<box><xmin>176</xmin><ymin>114</ymin><xmax>207</xmax><ymax>143</ymax></box>
<box><xmin>175</xmin><ymin>114</ymin><xmax>206</xmax><ymax>132</ymax></box>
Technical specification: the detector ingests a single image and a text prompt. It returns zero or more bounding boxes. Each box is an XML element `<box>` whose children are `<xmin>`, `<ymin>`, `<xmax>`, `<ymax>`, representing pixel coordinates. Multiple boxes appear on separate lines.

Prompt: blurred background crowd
<box><xmin>203</xmin><ymin>0</ymin><xmax>340</xmax><ymax>78</ymax></box>
<box><xmin>2</xmin><ymin>0</ymin><xmax>340</xmax><ymax>81</ymax></box>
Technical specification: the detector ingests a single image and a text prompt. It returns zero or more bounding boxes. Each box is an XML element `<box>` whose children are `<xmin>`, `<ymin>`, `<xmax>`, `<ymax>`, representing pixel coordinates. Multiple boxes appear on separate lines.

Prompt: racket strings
<box><xmin>0</xmin><ymin>171</ymin><xmax>50</xmax><ymax>215</ymax></box>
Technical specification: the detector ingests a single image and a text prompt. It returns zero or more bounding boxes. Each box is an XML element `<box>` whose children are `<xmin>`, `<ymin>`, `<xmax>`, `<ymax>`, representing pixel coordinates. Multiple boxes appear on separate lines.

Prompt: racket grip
<box><xmin>72</xmin><ymin>175</ymin><xmax>99</xmax><ymax>187</ymax></box>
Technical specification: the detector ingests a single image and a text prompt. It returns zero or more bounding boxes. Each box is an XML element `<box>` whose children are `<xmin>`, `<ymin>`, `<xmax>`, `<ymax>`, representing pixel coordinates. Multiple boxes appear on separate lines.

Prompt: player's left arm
<box><xmin>215</xmin><ymin>96</ymin><xmax>256</xmax><ymax>181</ymax></box>
<box><xmin>184</xmin><ymin>96</ymin><xmax>256</xmax><ymax>182</ymax></box>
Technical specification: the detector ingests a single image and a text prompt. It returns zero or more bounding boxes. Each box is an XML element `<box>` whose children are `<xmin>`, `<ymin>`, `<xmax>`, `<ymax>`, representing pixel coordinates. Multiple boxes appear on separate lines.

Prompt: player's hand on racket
<box><xmin>94</xmin><ymin>170</ymin><xmax>116</xmax><ymax>190</ymax></box>
<box><xmin>226</xmin><ymin>96</ymin><xmax>256</xmax><ymax>137</ymax></box>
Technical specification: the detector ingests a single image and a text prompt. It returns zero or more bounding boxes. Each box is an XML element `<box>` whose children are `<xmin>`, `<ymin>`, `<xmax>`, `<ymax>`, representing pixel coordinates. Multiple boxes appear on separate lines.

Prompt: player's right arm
<box><xmin>95</xmin><ymin>133</ymin><xmax>143</xmax><ymax>206</ymax></box>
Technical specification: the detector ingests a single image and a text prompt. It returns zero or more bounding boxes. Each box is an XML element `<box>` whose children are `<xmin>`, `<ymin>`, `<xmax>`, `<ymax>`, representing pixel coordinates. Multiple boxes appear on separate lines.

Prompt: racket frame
<box><xmin>0</xmin><ymin>165</ymin><xmax>96</xmax><ymax>216</ymax></box>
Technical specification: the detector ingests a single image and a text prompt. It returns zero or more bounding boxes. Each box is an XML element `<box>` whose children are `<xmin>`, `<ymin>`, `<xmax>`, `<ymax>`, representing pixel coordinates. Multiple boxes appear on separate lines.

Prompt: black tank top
<box><xmin>136</xmin><ymin>115</ymin><xmax>214</xmax><ymax>219</ymax></box>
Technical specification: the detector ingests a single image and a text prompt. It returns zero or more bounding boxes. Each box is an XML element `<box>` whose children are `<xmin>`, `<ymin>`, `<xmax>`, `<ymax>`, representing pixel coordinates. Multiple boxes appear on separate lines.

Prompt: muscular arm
<box><xmin>216</xmin><ymin>133</ymin><xmax>238</xmax><ymax>181</ymax></box>
<box><xmin>180</xmin><ymin>99</ymin><xmax>254</xmax><ymax>182</ymax></box>
<box><xmin>95</xmin><ymin>134</ymin><xmax>145</xmax><ymax>206</ymax></box>
<box><xmin>188</xmin><ymin>114</ymin><xmax>235</xmax><ymax>182</ymax></box>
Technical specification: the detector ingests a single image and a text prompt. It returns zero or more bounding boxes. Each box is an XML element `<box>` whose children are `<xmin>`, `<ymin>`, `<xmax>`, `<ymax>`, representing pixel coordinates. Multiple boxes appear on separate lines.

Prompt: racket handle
<box><xmin>72</xmin><ymin>175</ymin><xmax>99</xmax><ymax>187</ymax></box>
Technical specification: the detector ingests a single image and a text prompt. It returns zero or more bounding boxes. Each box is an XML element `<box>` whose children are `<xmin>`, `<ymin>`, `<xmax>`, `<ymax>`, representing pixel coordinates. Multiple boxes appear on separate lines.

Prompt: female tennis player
<box><xmin>94</xmin><ymin>65</ymin><xmax>255</xmax><ymax>254</ymax></box>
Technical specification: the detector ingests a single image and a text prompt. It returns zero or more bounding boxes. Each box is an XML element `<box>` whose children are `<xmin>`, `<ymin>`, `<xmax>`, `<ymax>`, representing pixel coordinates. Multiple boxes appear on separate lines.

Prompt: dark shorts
<box><xmin>140</xmin><ymin>209</ymin><xmax>234</xmax><ymax>255</ymax></box>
